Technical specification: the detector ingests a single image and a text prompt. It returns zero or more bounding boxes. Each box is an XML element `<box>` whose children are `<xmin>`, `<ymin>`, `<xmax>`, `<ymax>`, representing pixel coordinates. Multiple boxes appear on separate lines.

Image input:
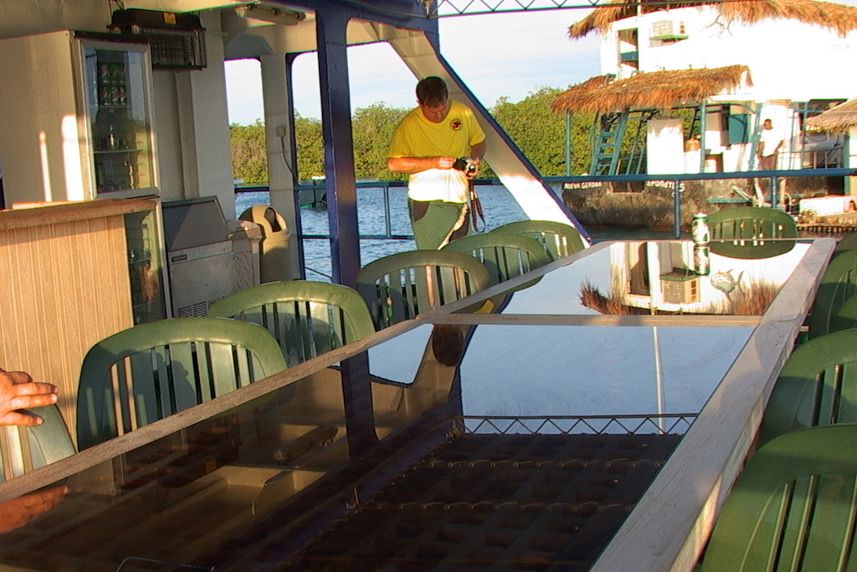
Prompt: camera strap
<box><xmin>468</xmin><ymin>181</ymin><xmax>486</xmax><ymax>233</ymax></box>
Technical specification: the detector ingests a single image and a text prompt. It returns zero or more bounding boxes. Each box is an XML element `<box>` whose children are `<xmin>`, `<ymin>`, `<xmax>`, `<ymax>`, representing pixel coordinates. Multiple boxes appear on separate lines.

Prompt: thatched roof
<box><xmin>569</xmin><ymin>0</ymin><xmax>857</xmax><ymax>39</ymax></box>
<box><xmin>551</xmin><ymin>65</ymin><xmax>750</xmax><ymax>114</ymax></box>
<box><xmin>805</xmin><ymin>99</ymin><xmax>857</xmax><ymax>133</ymax></box>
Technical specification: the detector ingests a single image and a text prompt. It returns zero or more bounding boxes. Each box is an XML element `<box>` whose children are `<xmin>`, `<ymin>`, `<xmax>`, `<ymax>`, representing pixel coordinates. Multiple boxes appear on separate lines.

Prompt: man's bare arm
<box><xmin>388</xmin><ymin>156</ymin><xmax>455</xmax><ymax>174</ymax></box>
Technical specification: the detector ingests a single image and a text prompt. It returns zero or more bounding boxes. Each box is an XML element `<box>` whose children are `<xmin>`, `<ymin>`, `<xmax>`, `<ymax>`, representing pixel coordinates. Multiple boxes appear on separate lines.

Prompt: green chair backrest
<box><xmin>707</xmin><ymin>206</ymin><xmax>797</xmax><ymax>259</ymax></box>
<box><xmin>700</xmin><ymin>424</ymin><xmax>857</xmax><ymax>571</ymax></box>
<box><xmin>829</xmin><ymin>293</ymin><xmax>857</xmax><ymax>334</ymax></box>
<box><xmin>0</xmin><ymin>404</ymin><xmax>75</xmax><ymax>482</ymax></box>
<box><xmin>356</xmin><ymin>250</ymin><xmax>492</xmax><ymax>330</ymax></box>
<box><xmin>759</xmin><ymin>329</ymin><xmax>857</xmax><ymax>444</ymax></box>
<box><xmin>491</xmin><ymin>220</ymin><xmax>587</xmax><ymax>261</ymax></box>
<box><xmin>442</xmin><ymin>232</ymin><xmax>550</xmax><ymax>284</ymax></box>
<box><xmin>834</xmin><ymin>231</ymin><xmax>857</xmax><ymax>257</ymax></box>
<box><xmin>808</xmin><ymin>248</ymin><xmax>857</xmax><ymax>339</ymax></box>
<box><xmin>208</xmin><ymin>280</ymin><xmax>376</xmax><ymax>365</ymax></box>
<box><xmin>77</xmin><ymin>317</ymin><xmax>287</xmax><ymax>450</ymax></box>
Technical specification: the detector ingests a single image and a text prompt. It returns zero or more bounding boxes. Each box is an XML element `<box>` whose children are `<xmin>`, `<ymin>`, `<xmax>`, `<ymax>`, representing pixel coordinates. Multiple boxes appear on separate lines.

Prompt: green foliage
<box><xmin>351</xmin><ymin>103</ymin><xmax>408</xmax><ymax>180</ymax></box>
<box><xmin>491</xmin><ymin>87</ymin><xmax>594</xmax><ymax>176</ymax></box>
<box><xmin>229</xmin><ymin>88</ymin><xmax>598</xmax><ymax>182</ymax></box>
<box><xmin>230</xmin><ymin>121</ymin><xmax>268</xmax><ymax>184</ymax></box>
<box><xmin>294</xmin><ymin>114</ymin><xmax>324</xmax><ymax>180</ymax></box>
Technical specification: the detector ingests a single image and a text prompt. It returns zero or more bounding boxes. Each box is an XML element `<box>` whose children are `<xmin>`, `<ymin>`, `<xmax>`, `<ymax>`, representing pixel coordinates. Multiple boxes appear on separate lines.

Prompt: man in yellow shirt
<box><xmin>388</xmin><ymin>76</ymin><xmax>486</xmax><ymax>249</ymax></box>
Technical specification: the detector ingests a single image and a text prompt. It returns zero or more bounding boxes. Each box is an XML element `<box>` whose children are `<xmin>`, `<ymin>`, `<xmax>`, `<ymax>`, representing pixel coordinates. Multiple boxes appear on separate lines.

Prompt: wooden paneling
<box><xmin>0</xmin><ymin>200</ymin><xmax>153</xmax><ymax>443</ymax></box>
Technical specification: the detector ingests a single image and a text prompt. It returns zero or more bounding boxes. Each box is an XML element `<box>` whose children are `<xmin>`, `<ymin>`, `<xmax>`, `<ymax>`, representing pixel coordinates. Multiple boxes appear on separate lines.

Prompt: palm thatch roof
<box><xmin>805</xmin><ymin>99</ymin><xmax>857</xmax><ymax>133</ymax></box>
<box><xmin>551</xmin><ymin>65</ymin><xmax>750</xmax><ymax>114</ymax></box>
<box><xmin>569</xmin><ymin>0</ymin><xmax>857</xmax><ymax>39</ymax></box>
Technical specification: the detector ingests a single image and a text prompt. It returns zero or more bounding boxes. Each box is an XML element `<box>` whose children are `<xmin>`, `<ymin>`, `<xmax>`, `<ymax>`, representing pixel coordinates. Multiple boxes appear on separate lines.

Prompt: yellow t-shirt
<box><xmin>388</xmin><ymin>100</ymin><xmax>486</xmax><ymax>203</ymax></box>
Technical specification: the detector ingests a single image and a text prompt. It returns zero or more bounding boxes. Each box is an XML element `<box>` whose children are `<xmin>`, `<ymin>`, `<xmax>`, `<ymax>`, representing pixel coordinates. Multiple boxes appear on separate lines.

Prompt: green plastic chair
<box><xmin>807</xmin><ymin>248</ymin><xmax>857</xmax><ymax>339</ymax></box>
<box><xmin>707</xmin><ymin>206</ymin><xmax>798</xmax><ymax>259</ymax></box>
<box><xmin>834</xmin><ymin>231</ymin><xmax>857</xmax><ymax>257</ymax></box>
<box><xmin>76</xmin><ymin>317</ymin><xmax>287</xmax><ymax>450</ymax></box>
<box><xmin>699</xmin><ymin>424</ymin><xmax>857</xmax><ymax>571</ymax></box>
<box><xmin>829</xmin><ymin>293</ymin><xmax>857</xmax><ymax>333</ymax></box>
<box><xmin>758</xmin><ymin>329</ymin><xmax>857</xmax><ymax>445</ymax></box>
<box><xmin>491</xmin><ymin>219</ymin><xmax>587</xmax><ymax>261</ymax></box>
<box><xmin>442</xmin><ymin>232</ymin><xmax>550</xmax><ymax>284</ymax></box>
<box><xmin>208</xmin><ymin>280</ymin><xmax>376</xmax><ymax>366</ymax></box>
<box><xmin>356</xmin><ymin>250</ymin><xmax>492</xmax><ymax>330</ymax></box>
<box><xmin>0</xmin><ymin>404</ymin><xmax>75</xmax><ymax>482</ymax></box>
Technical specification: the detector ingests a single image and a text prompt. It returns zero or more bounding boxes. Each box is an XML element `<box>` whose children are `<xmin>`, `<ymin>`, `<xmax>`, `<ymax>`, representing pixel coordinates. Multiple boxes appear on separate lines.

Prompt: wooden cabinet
<box><xmin>0</xmin><ymin>199</ymin><xmax>165</xmax><ymax>442</ymax></box>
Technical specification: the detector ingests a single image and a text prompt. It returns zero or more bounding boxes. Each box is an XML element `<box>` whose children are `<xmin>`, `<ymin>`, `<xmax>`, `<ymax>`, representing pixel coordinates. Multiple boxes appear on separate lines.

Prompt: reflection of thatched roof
<box><xmin>569</xmin><ymin>0</ymin><xmax>857</xmax><ymax>39</ymax></box>
<box><xmin>551</xmin><ymin>65</ymin><xmax>750</xmax><ymax>114</ymax></box>
<box><xmin>805</xmin><ymin>99</ymin><xmax>857</xmax><ymax>133</ymax></box>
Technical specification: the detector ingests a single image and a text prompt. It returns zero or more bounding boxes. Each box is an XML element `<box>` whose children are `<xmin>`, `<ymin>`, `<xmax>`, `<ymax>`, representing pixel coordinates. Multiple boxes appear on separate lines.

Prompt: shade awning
<box><xmin>569</xmin><ymin>0</ymin><xmax>857</xmax><ymax>40</ymax></box>
<box><xmin>805</xmin><ymin>99</ymin><xmax>857</xmax><ymax>133</ymax></box>
<box><xmin>551</xmin><ymin>65</ymin><xmax>751</xmax><ymax>115</ymax></box>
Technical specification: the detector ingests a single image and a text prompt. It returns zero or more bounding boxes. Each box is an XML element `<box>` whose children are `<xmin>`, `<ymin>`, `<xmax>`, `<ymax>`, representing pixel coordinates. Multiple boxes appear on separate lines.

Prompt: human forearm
<box><xmin>470</xmin><ymin>140</ymin><xmax>486</xmax><ymax>160</ymax></box>
<box><xmin>388</xmin><ymin>156</ymin><xmax>454</xmax><ymax>174</ymax></box>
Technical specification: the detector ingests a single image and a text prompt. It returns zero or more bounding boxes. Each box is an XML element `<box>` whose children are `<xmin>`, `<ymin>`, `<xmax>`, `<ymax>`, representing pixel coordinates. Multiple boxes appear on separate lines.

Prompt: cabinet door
<box><xmin>125</xmin><ymin>208</ymin><xmax>167</xmax><ymax>324</ymax></box>
<box><xmin>80</xmin><ymin>39</ymin><xmax>157</xmax><ymax>197</ymax></box>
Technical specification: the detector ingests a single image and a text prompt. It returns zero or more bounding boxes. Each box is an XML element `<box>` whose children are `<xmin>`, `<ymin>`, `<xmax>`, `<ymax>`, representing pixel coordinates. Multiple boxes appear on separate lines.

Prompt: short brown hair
<box><xmin>416</xmin><ymin>76</ymin><xmax>448</xmax><ymax>107</ymax></box>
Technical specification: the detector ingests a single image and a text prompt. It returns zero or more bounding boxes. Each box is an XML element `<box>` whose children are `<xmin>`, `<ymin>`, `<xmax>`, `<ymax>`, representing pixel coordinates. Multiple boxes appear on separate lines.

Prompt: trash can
<box><xmin>239</xmin><ymin>205</ymin><xmax>290</xmax><ymax>283</ymax></box>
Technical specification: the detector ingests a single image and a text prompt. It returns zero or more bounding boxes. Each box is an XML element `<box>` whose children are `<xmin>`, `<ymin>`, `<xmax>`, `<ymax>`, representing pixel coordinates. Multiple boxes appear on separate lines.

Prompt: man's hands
<box><xmin>436</xmin><ymin>156</ymin><xmax>456</xmax><ymax>170</ymax></box>
<box><xmin>464</xmin><ymin>157</ymin><xmax>481</xmax><ymax>179</ymax></box>
<box><xmin>388</xmin><ymin>154</ymin><xmax>484</xmax><ymax>176</ymax></box>
<box><xmin>0</xmin><ymin>370</ymin><xmax>58</xmax><ymax>427</ymax></box>
<box><xmin>0</xmin><ymin>486</ymin><xmax>69</xmax><ymax>534</ymax></box>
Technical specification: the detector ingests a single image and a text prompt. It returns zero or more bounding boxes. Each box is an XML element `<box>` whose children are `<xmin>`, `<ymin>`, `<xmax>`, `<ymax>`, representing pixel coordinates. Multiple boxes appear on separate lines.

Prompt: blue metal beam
<box><xmin>315</xmin><ymin>7</ymin><xmax>361</xmax><ymax>288</ymax></box>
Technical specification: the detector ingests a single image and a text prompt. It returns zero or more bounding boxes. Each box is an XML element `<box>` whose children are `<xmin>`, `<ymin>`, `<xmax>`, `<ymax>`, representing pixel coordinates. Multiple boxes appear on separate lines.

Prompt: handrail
<box><xmin>235</xmin><ymin>167</ymin><xmax>857</xmax><ymax>246</ymax></box>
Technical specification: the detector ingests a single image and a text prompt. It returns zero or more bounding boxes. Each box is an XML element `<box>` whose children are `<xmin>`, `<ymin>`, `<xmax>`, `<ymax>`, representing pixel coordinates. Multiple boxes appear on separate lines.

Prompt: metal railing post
<box><xmin>673</xmin><ymin>179</ymin><xmax>683</xmax><ymax>239</ymax></box>
<box><xmin>382</xmin><ymin>182</ymin><xmax>393</xmax><ymax>238</ymax></box>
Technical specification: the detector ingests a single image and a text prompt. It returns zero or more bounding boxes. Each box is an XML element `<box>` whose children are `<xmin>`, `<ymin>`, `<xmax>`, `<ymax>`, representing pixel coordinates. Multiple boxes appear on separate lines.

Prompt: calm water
<box><xmin>236</xmin><ymin>184</ymin><xmax>530</xmax><ymax>281</ymax></box>
<box><xmin>235</xmin><ymin>183</ymin><xmax>673</xmax><ymax>281</ymax></box>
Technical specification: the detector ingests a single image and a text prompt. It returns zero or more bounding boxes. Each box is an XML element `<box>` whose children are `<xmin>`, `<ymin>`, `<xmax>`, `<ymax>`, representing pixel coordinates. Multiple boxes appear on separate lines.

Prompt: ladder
<box><xmin>748</xmin><ymin>102</ymin><xmax>764</xmax><ymax>170</ymax></box>
<box><xmin>589</xmin><ymin>110</ymin><xmax>652</xmax><ymax>175</ymax></box>
<box><xmin>590</xmin><ymin>112</ymin><xmax>629</xmax><ymax>175</ymax></box>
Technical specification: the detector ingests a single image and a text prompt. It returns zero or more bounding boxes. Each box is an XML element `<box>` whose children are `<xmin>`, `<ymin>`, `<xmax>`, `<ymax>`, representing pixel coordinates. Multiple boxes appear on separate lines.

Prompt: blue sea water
<box><xmin>235</xmin><ymin>183</ymin><xmax>673</xmax><ymax>280</ymax></box>
<box><xmin>236</xmin><ymin>184</ymin><xmax>530</xmax><ymax>280</ymax></box>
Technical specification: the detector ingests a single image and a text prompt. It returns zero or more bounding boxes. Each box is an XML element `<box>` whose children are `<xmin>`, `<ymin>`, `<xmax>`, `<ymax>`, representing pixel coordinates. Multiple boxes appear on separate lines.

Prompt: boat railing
<box><xmin>235</xmin><ymin>167</ymin><xmax>857</xmax><ymax>276</ymax></box>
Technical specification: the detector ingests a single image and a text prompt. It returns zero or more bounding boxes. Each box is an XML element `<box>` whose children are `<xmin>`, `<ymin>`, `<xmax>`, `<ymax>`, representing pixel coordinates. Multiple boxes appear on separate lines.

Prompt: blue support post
<box><xmin>315</xmin><ymin>8</ymin><xmax>360</xmax><ymax>289</ymax></box>
<box><xmin>314</xmin><ymin>4</ymin><xmax>384</xmax><ymax>455</ymax></box>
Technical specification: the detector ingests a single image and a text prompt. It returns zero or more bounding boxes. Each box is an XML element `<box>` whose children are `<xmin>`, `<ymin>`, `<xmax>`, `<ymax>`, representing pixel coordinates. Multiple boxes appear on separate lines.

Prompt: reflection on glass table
<box><xmin>0</xmin><ymin>238</ymin><xmax>827</xmax><ymax>572</ymax></box>
<box><xmin>0</xmin><ymin>318</ymin><xmax>751</xmax><ymax>570</ymax></box>
<box><xmin>475</xmin><ymin>240</ymin><xmax>809</xmax><ymax>316</ymax></box>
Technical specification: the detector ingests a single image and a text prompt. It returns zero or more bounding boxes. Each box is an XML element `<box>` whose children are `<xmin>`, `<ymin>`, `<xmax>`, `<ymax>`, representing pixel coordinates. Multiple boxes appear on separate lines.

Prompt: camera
<box><xmin>452</xmin><ymin>157</ymin><xmax>477</xmax><ymax>176</ymax></box>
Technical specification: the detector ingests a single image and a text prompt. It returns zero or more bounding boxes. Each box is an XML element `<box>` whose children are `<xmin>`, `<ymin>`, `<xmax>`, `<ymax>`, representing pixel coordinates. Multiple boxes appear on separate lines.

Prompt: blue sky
<box><xmin>224</xmin><ymin>9</ymin><xmax>600</xmax><ymax>124</ymax></box>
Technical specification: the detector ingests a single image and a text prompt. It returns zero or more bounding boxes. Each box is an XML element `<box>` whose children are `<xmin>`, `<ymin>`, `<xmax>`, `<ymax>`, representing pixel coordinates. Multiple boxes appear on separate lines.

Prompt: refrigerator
<box><xmin>0</xmin><ymin>30</ymin><xmax>168</xmax><ymax>323</ymax></box>
<box><xmin>0</xmin><ymin>30</ymin><xmax>159</xmax><ymax>204</ymax></box>
<box><xmin>79</xmin><ymin>36</ymin><xmax>158</xmax><ymax>198</ymax></box>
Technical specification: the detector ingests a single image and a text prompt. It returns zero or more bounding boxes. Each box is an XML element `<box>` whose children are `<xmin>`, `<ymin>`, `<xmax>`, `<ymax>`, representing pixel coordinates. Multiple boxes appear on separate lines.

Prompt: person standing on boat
<box><xmin>757</xmin><ymin>119</ymin><xmax>783</xmax><ymax>171</ymax></box>
<box><xmin>387</xmin><ymin>76</ymin><xmax>486</xmax><ymax>249</ymax></box>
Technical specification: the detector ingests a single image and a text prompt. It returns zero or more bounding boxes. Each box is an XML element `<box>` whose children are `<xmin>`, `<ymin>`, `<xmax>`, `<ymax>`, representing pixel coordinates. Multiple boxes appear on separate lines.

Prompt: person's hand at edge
<box><xmin>0</xmin><ymin>370</ymin><xmax>58</xmax><ymax>426</ymax></box>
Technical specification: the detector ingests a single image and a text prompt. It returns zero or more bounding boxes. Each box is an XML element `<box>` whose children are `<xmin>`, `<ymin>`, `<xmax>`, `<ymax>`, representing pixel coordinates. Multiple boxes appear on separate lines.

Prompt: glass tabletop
<box><xmin>0</xmin><ymin>239</ymin><xmax>821</xmax><ymax>571</ymax></box>
<box><xmin>470</xmin><ymin>240</ymin><xmax>810</xmax><ymax>317</ymax></box>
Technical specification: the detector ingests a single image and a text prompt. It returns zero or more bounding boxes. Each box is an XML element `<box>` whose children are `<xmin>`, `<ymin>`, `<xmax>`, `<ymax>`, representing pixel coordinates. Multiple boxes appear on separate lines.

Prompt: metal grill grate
<box><xmin>461</xmin><ymin>413</ymin><xmax>697</xmax><ymax>436</ymax></box>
